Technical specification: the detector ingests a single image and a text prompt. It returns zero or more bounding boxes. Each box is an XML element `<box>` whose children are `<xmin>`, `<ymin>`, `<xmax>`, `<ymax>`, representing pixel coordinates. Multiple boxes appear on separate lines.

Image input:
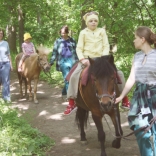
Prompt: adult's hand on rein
<box><xmin>115</xmin><ymin>96</ymin><xmax>123</xmax><ymax>104</ymax></box>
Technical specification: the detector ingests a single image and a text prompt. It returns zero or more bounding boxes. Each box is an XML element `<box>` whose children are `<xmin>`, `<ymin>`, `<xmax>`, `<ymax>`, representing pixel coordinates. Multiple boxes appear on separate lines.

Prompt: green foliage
<box><xmin>0</xmin><ymin>99</ymin><xmax>55</xmax><ymax>156</ymax></box>
<box><xmin>1</xmin><ymin>0</ymin><xmax>156</xmax><ymax>106</ymax></box>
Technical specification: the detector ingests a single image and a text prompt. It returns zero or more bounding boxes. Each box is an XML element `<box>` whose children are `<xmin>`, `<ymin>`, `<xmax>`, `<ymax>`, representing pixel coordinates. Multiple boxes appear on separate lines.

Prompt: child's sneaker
<box><xmin>64</xmin><ymin>104</ymin><xmax>77</xmax><ymax>115</ymax></box>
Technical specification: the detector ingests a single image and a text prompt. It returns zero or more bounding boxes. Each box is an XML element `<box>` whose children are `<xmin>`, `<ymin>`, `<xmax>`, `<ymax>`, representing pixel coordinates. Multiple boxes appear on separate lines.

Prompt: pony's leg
<box><xmin>24</xmin><ymin>78</ymin><xmax>27</xmax><ymax>98</ymax></box>
<box><xmin>33</xmin><ymin>79</ymin><xmax>39</xmax><ymax>104</ymax></box>
<box><xmin>75</xmin><ymin>107</ymin><xmax>88</xmax><ymax>144</ymax></box>
<box><xmin>108</xmin><ymin>105</ymin><xmax>123</xmax><ymax>149</ymax></box>
<box><xmin>18</xmin><ymin>74</ymin><xmax>23</xmax><ymax>98</ymax></box>
<box><xmin>92</xmin><ymin>114</ymin><xmax>107</xmax><ymax>156</ymax></box>
<box><xmin>27</xmin><ymin>80</ymin><xmax>33</xmax><ymax>101</ymax></box>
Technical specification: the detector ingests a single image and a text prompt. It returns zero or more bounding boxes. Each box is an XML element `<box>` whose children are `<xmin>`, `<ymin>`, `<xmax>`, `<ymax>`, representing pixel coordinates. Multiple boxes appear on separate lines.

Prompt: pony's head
<box><xmin>36</xmin><ymin>46</ymin><xmax>51</xmax><ymax>72</ymax></box>
<box><xmin>89</xmin><ymin>55</ymin><xmax>117</xmax><ymax>112</ymax></box>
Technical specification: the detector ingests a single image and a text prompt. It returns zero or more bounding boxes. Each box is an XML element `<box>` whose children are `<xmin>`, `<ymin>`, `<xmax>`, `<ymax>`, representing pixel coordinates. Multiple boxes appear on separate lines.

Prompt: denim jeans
<box><xmin>0</xmin><ymin>62</ymin><xmax>11</xmax><ymax>101</ymax></box>
<box><xmin>134</xmin><ymin>99</ymin><xmax>156</xmax><ymax>156</ymax></box>
<box><xmin>60</xmin><ymin>58</ymin><xmax>73</xmax><ymax>95</ymax></box>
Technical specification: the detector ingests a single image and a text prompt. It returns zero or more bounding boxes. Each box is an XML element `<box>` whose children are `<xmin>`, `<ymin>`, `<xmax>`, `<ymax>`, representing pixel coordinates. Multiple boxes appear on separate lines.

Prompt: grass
<box><xmin>0</xmin><ymin>52</ymin><xmax>55</xmax><ymax>156</ymax></box>
<box><xmin>0</xmin><ymin>99</ymin><xmax>55</xmax><ymax>156</ymax></box>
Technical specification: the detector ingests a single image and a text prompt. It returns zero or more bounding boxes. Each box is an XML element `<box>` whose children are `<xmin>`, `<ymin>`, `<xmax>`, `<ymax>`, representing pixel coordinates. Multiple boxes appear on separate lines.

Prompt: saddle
<box><xmin>66</xmin><ymin>62</ymin><xmax>90</xmax><ymax>86</ymax></box>
<box><xmin>66</xmin><ymin>62</ymin><xmax>122</xmax><ymax>87</ymax></box>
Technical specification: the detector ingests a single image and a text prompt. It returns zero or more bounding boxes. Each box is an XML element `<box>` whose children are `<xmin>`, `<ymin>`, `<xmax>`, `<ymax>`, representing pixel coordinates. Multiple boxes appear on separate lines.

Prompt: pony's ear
<box><xmin>108</xmin><ymin>54</ymin><xmax>114</xmax><ymax>64</ymax></box>
<box><xmin>36</xmin><ymin>46</ymin><xmax>50</xmax><ymax>55</ymax></box>
<box><xmin>108</xmin><ymin>54</ymin><xmax>117</xmax><ymax>71</ymax></box>
<box><xmin>88</xmin><ymin>56</ymin><xmax>94</xmax><ymax>65</ymax></box>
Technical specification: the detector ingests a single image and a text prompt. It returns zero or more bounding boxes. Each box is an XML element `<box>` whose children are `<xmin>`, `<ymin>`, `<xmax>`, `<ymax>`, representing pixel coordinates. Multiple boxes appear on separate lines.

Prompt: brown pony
<box><xmin>15</xmin><ymin>46</ymin><xmax>51</xmax><ymax>104</ymax></box>
<box><xmin>75</xmin><ymin>55</ymin><xmax>123</xmax><ymax>156</ymax></box>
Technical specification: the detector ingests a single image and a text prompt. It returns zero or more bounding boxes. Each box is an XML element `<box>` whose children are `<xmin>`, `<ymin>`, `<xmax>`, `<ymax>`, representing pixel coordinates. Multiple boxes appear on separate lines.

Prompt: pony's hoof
<box><xmin>81</xmin><ymin>140</ymin><xmax>88</xmax><ymax>145</ymax></box>
<box><xmin>28</xmin><ymin>97</ymin><xmax>33</xmax><ymax>101</ymax></box>
<box><xmin>112</xmin><ymin>139</ymin><xmax>121</xmax><ymax>149</ymax></box>
<box><xmin>20</xmin><ymin>94</ymin><xmax>24</xmax><ymax>99</ymax></box>
<box><xmin>34</xmin><ymin>100</ymin><xmax>39</xmax><ymax>104</ymax></box>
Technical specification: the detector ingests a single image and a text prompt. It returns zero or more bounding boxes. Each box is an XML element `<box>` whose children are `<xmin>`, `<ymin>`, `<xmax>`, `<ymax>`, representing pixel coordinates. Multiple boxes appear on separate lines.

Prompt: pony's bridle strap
<box><xmin>96</xmin><ymin>92</ymin><xmax>116</xmax><ymax>99</ymax></box>
<box><xmin>96</xmin><ymin>91</ymin><xmax>116</xmax><ymax>103</ymax></box>
<box><xmin>37</xmin><ymin>55</ymin><xmax>44</xmax><ymax>71</ymax></box>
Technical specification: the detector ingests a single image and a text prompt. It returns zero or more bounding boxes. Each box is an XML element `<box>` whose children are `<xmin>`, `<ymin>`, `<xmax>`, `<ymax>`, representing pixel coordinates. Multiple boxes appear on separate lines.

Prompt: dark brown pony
<box><xmin>15</xmin><ymin>46</ymin><xmax>51</xmax><ymax>104</ymax></box>
<box><xmin>75</xmin><ymin>55</ymin><xmax>123</xmax><ymax>156</ymax></box>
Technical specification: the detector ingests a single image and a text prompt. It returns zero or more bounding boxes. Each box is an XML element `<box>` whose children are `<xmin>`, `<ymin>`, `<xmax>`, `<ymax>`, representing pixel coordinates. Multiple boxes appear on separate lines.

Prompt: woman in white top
<box><xmin>116</xmin><ymin>26</ymin><xmax>156</xmax><ymax>156</ymax></box>
<box><xmin>0</xmin><ymin>28</ymin><xmax>13</xmax><ymax>103</ymax></box>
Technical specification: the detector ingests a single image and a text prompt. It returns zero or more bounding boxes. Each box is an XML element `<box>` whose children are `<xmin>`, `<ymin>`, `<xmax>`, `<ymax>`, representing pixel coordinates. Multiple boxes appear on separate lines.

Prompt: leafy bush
<box><xmin>0</xmin><ymin>99</ymin><xmax>55</xmax><ymax>156</ymax></box>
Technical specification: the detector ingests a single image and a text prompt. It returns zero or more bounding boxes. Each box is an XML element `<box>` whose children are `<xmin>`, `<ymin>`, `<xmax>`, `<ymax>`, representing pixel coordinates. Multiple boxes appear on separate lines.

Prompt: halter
<box><xmin>37</xmin><ymin>54</ymin><xmax>47</xmax><ymax>72</ymax></box>
<box><xmin>91</xmin><ymin>74</ymin><xmax>117</xmax><ymax>109</ymax></box>
<box><xmin>96</xmin><ymin>90</ymin><xmax>116</xmax><ymax>104</ymax></box>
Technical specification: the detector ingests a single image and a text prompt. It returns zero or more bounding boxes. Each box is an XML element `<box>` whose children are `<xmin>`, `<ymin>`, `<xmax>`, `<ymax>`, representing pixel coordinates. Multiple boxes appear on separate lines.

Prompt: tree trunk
<box><xmin>6</xmin><ymin>2</ymin><xmax>18</xmax><ymax>53</ymax></box>
<box><xmin>18</xmin><ymin>6</ymin><xmax>25</xmax><ymax>53</ymax></box>
<box><xmin>7</xmin><ymin>25</ymin><xmax>17</xmax><ymax>53</ymax></box>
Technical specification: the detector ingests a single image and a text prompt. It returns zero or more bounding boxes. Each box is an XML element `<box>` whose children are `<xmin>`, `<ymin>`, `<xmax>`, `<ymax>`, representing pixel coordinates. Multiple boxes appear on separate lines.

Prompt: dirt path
<box><xmin>10</xmin><ymin>71</ymin><xmax>140</xmax><ymax>156</ymax></box>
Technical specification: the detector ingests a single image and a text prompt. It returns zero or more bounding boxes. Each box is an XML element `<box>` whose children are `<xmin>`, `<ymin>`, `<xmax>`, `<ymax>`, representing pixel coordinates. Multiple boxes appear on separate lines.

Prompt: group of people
<box><xmin>50</xmin><ymin>11</ymin><xmax>156</xmax><ymax>156</ymax></box>
<box><xmin>50</xmin><ymin>12</ymin><xmax>130</xmax><ymax>115</ymax></box>
<box><xmin>1</xmin><ymin>10</ymin><xmax>156</xmax><ymax>156</ymax></box>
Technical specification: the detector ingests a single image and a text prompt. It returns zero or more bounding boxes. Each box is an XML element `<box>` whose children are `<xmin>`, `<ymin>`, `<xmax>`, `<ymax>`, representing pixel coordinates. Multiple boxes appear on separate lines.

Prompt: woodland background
<box><xmin>1</xmin><ymin>0</ymin><xmax>156</xmax><ymax>155</ymax></box>
<box><xmin>1</xmin><ymin>0</ymin><xmax>156</xmax><ymax>77</ymax></box>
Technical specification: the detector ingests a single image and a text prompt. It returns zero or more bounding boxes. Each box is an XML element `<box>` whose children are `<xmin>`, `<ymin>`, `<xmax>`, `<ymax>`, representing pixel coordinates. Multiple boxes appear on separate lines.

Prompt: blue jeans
<box><xmin>0</xmin><ymin>62</ymin><xmax>11</xmax><ymax>101</ymax></box>
<box><xmin>134</xmin><ymin>99</ymin><xmax>156</xmax><ymax>156</ymax></box>
<box><xmin>60</xmin><ymin>58</ymin><xmax>73</xmax><ymax>95</ymax></box>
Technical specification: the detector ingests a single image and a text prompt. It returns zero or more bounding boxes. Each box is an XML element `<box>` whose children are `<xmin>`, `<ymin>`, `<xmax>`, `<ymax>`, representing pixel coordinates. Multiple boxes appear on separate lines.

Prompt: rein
<box><xmin>37</xmin><ymin>55</ymin><xmax>45</xmax><ymax>71</ymax></box>
<box><xmin>37</xmin><ymin>55</ymin><xmax>54</xmax><ymax>81</ymax></box>
<box><xmin>104</xmin><ymin>106</ymin><xmax>156</xmax><ymax>141</ymax></box>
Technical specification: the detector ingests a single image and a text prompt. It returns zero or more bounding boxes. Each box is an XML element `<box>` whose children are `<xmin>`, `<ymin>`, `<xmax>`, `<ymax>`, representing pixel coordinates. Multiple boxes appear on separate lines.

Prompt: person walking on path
<box><xmin>116</xmin><ymin>26</ymin><xmax>156</xmax><ymax>156</ymax></box>
<box><xmin>0</xmin><ymin>28</ymin><xmax>13</xmax><ymax>103</ymax></box>
<box><xmin>50</xmin><ymin>25</ymin><xmax>78</xmax><ymax>97</ymax></box>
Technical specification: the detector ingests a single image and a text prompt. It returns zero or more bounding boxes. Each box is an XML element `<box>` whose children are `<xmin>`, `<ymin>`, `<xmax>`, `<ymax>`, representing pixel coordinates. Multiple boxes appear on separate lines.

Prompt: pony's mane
<box><xmin>89</xmin><ymin>57</ymin><xmax>116</xmax><ymax>78</ymax></box>
<box><xmin>37</xmin><ymin>46</ymin><xmax>50</xmax><ymax>55</ymax></box>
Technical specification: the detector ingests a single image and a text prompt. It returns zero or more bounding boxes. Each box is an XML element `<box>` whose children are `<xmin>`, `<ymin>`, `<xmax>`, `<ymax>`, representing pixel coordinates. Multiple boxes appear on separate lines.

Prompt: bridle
<box><xmin>96</xmin><ymin>91</ymin><xmax>116</xmax><ymax>104</ymax></box>
<box><xmin>37</xmin><ymin>55</ymin><xmax>48</xmax><ymax>72</ymax></box>
<box><xmin>92</xmin><ymin>75</ymin><xmax>117</xmax><ymax>107</ymax></box>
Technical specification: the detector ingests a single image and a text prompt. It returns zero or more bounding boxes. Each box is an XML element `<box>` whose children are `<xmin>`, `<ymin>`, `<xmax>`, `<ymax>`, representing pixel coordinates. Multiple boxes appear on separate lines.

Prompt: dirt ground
<box><xmin>10</xmin><ymin>71</ymin><xmax>140</xmax><ymax>156</ymax></box>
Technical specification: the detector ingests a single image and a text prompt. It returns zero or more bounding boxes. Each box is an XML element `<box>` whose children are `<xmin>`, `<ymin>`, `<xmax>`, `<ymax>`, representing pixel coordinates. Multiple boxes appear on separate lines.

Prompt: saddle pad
<box><xmin>80</xmin><ymin>66</ymin><xmax>89</xmax><ymax>86</ymax></box>
<box><xmin>66</xmin><ymin>62</ymin><xmax>89</xmax><ymax>86</ymax></box>
<box><xmin>66</xmin><ymin>62</ymin><xmax>78</xmax><ymax>82</ymax></box>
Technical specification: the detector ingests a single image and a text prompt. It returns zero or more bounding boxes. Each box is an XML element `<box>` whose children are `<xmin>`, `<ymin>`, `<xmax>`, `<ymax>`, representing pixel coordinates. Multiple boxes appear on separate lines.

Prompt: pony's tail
<box><xmin>75</xmin><ymin>107</ymin><xmax>89</xmax><ymax>129</ymax></box>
